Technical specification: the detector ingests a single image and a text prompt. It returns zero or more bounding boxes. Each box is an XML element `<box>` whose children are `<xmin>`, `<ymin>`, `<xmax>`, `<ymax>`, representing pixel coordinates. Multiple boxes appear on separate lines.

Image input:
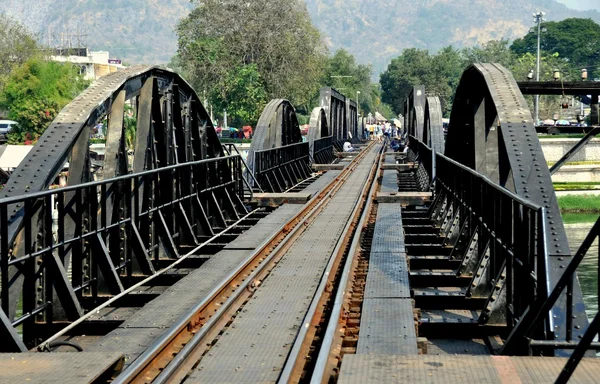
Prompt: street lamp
<box><xmin>533</xmin><ymin>11</ymin><xmax>546</xmax><ymax>124</ymax></box>
<box><xmin>356</xmin><ymin>91</ymin><xmax>361</xmax><ymax>117</ymax></box>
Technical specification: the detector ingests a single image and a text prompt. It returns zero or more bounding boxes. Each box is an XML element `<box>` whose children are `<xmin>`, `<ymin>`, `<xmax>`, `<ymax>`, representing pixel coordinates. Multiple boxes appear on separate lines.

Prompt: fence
<box><xmin>253</xmin><ymin>142</ymin><xmax>312</xmax><ymax>193</ymax></box>
<box><xmin>0</xmin><ymin>155</ymin><xmax>246</xmax><ymax>350</ymax></box>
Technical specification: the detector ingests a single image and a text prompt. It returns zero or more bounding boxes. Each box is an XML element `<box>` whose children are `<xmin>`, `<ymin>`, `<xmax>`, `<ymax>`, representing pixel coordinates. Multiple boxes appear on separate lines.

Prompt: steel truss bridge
<box><xmin>0</xmin><ymin>63</ymin><xmax>600</xmax><ymax>383</ymax></box>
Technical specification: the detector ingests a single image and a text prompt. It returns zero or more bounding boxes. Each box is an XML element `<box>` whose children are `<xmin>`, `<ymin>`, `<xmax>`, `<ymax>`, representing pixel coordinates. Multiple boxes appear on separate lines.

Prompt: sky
<box><xmin>556</xmin><ymin>0</ymin><xmax>600</xmax><ymax>11</ymax></box>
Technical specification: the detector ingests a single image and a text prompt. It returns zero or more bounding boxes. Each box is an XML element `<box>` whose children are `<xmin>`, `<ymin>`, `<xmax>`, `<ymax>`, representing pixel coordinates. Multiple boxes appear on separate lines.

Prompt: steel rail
<box><xmin>306</xmin><ymin>144</ymin><xmax>384</xmax><ymax>384</ymax></box>
<box><xmin>37</xmin><ymin>207</ymin><xmax>260</xmax><ymax>351</ymax></box>
<box><xmin>284</xmin><ymin>172</ymin><xmax>320</xmax><ymax>193</ymax></box>
<box><xmin>113</xmin><ymin>142</ymin><xmax>375</xmax><ymax>383</ymax></box>
<box><xmin>278</xmin><ymin>143</ymin><xmax>383</xmax><ymax>383</ymax></box>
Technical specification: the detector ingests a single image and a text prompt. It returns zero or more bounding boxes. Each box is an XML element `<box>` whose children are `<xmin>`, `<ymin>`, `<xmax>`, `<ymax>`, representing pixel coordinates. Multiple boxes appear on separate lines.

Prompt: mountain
<box><xmin>556</xmin><ymin>0</ymin><xmax>600</xmax><ymax>11</ymax></box>
<box><xmin>0</xmin><ymin>0</ymin><xmax>192</xmax><ymax>64</ymax></box>
<box><xmin>305</xmin><ymin>0</ymin><xmax>600</xmax><ymax>76</ymax></box>
<box><xmin>1</xmin><ymin>0</ymin><xmax>599</xmax><ymax>75</ymax></box>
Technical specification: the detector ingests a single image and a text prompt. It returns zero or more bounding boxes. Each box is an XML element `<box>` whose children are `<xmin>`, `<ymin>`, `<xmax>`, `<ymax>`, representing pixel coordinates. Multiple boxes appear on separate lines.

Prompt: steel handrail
<box><xmin>0</xmin><ymin>154</ymin><xmax>241</xmax><ymax>205</ymax></box>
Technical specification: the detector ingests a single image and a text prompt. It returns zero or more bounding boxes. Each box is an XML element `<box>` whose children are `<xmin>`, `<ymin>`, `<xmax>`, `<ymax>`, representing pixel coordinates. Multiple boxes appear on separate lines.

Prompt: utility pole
<box><xmin>533</xmin><ymin>11</ymin><xmax>546</xmax><ymax>124</ymax></box>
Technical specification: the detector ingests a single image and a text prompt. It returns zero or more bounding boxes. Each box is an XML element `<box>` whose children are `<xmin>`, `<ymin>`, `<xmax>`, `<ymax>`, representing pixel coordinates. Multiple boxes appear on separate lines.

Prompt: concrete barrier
<box><xmin>540</xmin><ymin>138</ymin><xmax>600</xmax><ymax>162</ymax></box>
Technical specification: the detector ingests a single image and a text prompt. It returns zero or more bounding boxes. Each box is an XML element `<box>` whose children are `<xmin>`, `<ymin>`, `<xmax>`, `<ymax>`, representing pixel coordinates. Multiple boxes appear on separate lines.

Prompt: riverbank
<box><xmin>558</xmin><ymin>194</ymin><xmax>600</xmax><ymax>213</ymax></box>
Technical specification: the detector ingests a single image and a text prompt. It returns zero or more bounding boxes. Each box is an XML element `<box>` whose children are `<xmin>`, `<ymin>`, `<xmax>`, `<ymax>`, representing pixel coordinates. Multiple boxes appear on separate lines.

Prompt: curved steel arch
<box><xmin>246</xmin><ymin>99</ymin><xmax>311</xmax><ymax>192</ymax></box>
<box><xmin>3</xmin><ymin>66</ymin><xmax>222</xmax><ymax>200</ymax></box>
<box><xmin>423</xmin><ymin>96</ymin><xmax>445</xmax><ymax>153</ymax></box>
<box><xmin>249</xmin><ymin>99</ymin><xmax>301</xmax><ymax>150</ymax></box>
<box><xmin>308</xmin><ymin>107</ymin><xmax>335</xmax><ymax>164</ymax></box>
<box><xmin>246</xmin><ymin>99</ymin><xmax>302</xmax><ymax>169</ymax></box>
<box><xmin>411</xmin><ymin>105</ymin><xmax>424</xmax><ymax>142</ymax></box>
<box><xmin>346</xmin><ymin>98</ymin><xmax>358</xmax><ymax>142</ymax></box>
<box><xmin>445</xmin><ymin>63</ymin><xmax>567</xmax><ymax>254</ymax></box>
<box><xmin>403</xmin><ymin>85</ymin><xmax>426</xmax><ymax>138</ymax></box>
<box><xmin>308</xmin><ymin>107</ymin><xmax>329</xmax><ymax>146</ymax></box>
<box><xmin>442</xmin><ymin>64</ymin><xmax>588</xmax><ymax>344</ymax></box>
<box><xmin>0</xmin><ymin>66</ymin><xmax>246</xmax><ymax>349</ymax></box>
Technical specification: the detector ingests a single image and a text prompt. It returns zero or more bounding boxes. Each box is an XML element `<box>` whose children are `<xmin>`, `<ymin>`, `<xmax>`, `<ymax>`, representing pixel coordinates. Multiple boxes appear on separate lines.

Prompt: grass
<box><xmin>554</xmin><ymin>182</ymin><xmax>600</xmax><ymax>191</ymax></box>
<box><xmin>538</xmin><ymin>134</ymin><xmax>586</xmax><ymax>139</ymax></box>
<box><xmin>558</xmin><ymin>194</ymin><xmax>600</xmax><ymax>213</ymax></box>
<box><xmin>562</xmin><ymin>212</ymin><xmax>600</xmax><ymax>224</ymax></box>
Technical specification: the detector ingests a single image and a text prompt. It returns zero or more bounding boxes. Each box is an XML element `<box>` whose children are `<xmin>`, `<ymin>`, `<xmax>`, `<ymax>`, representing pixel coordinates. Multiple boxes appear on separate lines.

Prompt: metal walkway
<box><xmin>356</xmin><ymin>203</ymin><xmax>415</xmax><ymax>355</ymax></box>
<box><xmin>339</xmin><ymin>355</ymin><xmax>600</xmax><ymax>383</ymax></box>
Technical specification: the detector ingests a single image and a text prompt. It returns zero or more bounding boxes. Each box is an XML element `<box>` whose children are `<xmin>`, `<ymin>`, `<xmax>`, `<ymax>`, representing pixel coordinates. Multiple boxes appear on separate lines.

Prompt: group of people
<box><xmin>363</xmin><ymin>122</ymin><xmax>399</xmax><ymax>141</ymax></box>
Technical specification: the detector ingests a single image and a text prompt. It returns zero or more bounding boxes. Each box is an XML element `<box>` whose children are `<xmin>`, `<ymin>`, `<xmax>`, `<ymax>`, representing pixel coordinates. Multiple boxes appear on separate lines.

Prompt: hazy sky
<box><xmin>556</xmin><ymin>0</ymin><xmax>600</xmax><ymax>11</ymax></box>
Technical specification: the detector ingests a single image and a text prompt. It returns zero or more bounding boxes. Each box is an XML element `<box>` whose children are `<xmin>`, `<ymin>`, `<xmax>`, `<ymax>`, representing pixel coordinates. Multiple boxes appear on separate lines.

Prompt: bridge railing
<box><xmin>222</xmin><ymin>143</ymin><xmax>262</xmax><ymax>196</ymax></box>
<box><xmin>312</xmin><ymin>135</ymin><xmax>335</xmax><ymax>164</ymax></box>
<box><xmin>253</xmin><ymin>142</ymin><xmax>312</xmax><ymax>193</ymax></box>
<box><xmin>535</xmin><ymin>217</ymin><xmax>600</xmax><ymax>382</ymax></box>
<box><xmin>413</xmin><ymin>138</ymin><xmax>551</xmax><ymax>335</ymax></box>
<box><xmin>0</xmin><ymin>155</ymin><xmax>245</xmax><ymax>349</ymax></box>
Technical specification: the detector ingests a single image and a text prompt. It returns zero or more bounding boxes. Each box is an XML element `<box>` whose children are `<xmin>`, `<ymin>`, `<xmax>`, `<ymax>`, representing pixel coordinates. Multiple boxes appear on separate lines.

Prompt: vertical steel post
<box><xmin>533</xmin><ymin>11</ymin><xmax>545</xmax><ymax>124</ymax></box>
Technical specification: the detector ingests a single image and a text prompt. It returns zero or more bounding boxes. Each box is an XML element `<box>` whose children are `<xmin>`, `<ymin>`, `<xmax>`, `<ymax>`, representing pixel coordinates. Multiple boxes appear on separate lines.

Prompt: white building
<box><xmin>50</xmin><ymin>48</ymin><xmax>125</xmax><ymax>80</ymax></box>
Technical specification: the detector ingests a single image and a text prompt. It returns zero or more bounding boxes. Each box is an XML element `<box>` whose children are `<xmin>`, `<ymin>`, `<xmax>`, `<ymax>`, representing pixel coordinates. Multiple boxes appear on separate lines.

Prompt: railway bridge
<box><xmin>1</xmin><ymin>63</ymin><xmax>600</xmax><ymax>383</ymax></box>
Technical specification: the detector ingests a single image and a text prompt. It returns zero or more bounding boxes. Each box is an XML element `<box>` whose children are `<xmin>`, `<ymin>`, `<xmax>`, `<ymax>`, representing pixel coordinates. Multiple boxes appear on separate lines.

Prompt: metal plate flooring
<box><xmin>339</xmin><ymin>354</ymin><xmax>600</xmax><ymax>383</ymax></box>
<box><xmin>88</xmin><ymin>205</ymin><xmax>303</xmax><ymax>365</ymax></box>
<box><xmin>301</xmin><ymin>170</ymin><xmax>341</xmax><ymax>195</ymax></box>
<box><xmin>0</xmin><ymin>352</ymin><xmax>123</xmax><ymax>384</ymax></box>
<box><xmin>358</xmin><ymin>203</ymin><xmax>416</xmax><ymax>355</ymax></box>
<box><xmin>185</xmin><ymin>145</ymin><xmax>381</xmax><ymax>383</ymax></box>
<box><xmin>380</xmin><ymin>170</ymin><xmax>398</xmax><ymax>193</ymax></box>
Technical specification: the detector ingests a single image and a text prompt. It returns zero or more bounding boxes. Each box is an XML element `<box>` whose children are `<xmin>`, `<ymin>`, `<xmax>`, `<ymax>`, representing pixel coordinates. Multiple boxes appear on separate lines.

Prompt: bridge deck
<box><xmin>339</xmin><ymin>354</ymin><xmax>600</xmax><ymax>383</ymax></box>
<box><xmin>86</xmin><ymin>204</ymin><xmax>303</xmax><ymax>364</ymax></box>
<box><xmin>185</xmin><ymin>146</ymin><xmax>380</xmax><ymax>383</ymax></box>
<box><xmin>357</xmin><ymin>203</ymin><xmax>416</xmax><ymax>355</ymax></box>
<box><xmin>0</xmin><ymin>352</ymin><xmax>123</xmax><ymax>383</ymax></box>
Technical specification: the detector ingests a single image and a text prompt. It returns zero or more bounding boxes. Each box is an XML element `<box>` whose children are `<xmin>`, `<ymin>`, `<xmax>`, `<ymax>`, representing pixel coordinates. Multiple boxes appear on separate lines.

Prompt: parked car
<box><xmin>0</xmin><ymin>120</ymin><xmax>18</xmax><ymax>140</ymax></box>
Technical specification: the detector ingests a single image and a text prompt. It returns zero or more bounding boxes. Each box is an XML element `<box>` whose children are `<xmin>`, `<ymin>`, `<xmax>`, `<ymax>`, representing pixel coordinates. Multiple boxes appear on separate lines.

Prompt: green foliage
<box><xmin>380</xmin><ymin>23</ymin><xmax>600</xmax><ymax>119</ymax></box>
<box><xmin>511</xmin><ymin>18</ymin><xmax>600</xmax><ymax>78</ymax></box>
<box><xmin>320</xmin><ymin>49</ymin><xmax>382</xmax><ymax>116</ymax></box>
<box><xmin>0</xmin><ymin>58</ymin><xmax>90</xmax><ymax>143</ymax></box>
<box><xmin>177</xmin><ymin>0</ymin><xmax>327</xmax><ymax>126</ymax></box>
<box><xmin>90</xmin><ymin>138</ymin><xmax>107</xmax><ymax>145</ymax></box>
<box><xmin>209</xmin><ymin>64</ymin><xmax>267</xmax><ymax>127</ymax></box>
<box><xmin>0</xmin><ymin>14</ymin><xmax>40</xmax><ymax>100</ymax></box>
<box><xmin>380</xmin><ymin>47</ymin><xmax>464</xmax><ymax>117</ymax></box>
<box><xmin>462</xmin><ymin>39</ymin><xmax>515</xmax><ymax>69</ymax></box>
<box><xmin>124</xmin><ymin>104</ymin><xmax>137</xmax><ymax>149</ymax></box>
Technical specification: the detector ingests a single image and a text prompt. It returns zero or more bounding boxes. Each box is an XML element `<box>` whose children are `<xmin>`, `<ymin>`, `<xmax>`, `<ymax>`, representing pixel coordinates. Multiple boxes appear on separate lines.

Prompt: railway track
<box><xmin>107</xmin><ymin>142</ymin><xmax>381</xmax><ymax>383</ymax></box>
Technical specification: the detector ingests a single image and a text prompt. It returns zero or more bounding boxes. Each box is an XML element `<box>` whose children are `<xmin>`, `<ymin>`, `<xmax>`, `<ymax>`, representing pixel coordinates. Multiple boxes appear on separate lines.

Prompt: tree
<box><xmin>0</xmin><ymin>58</ymin><xmax>89</xmax><ymax>143</ymax></box>
<box><xmin>0</xmin><ymin>14</ymin><xmax>40</xmax><ymax>101</ymax></box>
<box><xmin>462</xmin><ymin>39</ymin><xmax>515</xmax><ymax>69</ymax></box>
<box><xmin>511</xmin><ymin>18</ymin><xmax>600</xmax><ymax>78</ymax></box>
<box><xmin>319</xmin><ymin>49</ymin><xmax>378</xmax><ymax>115</ymax></box>
<box><xmin>176</xmin><ymin>0</ymin><xmax>327</xmax><ymax>124</ymax></box>
<box><xmin>380</xmin><ymin>47</ymin><xmax>463</xmax><ymax>117</ymax></box>
<box><xmin>209</xmin><ymin>64</ymin><xmax>267</xmax><ymax>127</ymax></box>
